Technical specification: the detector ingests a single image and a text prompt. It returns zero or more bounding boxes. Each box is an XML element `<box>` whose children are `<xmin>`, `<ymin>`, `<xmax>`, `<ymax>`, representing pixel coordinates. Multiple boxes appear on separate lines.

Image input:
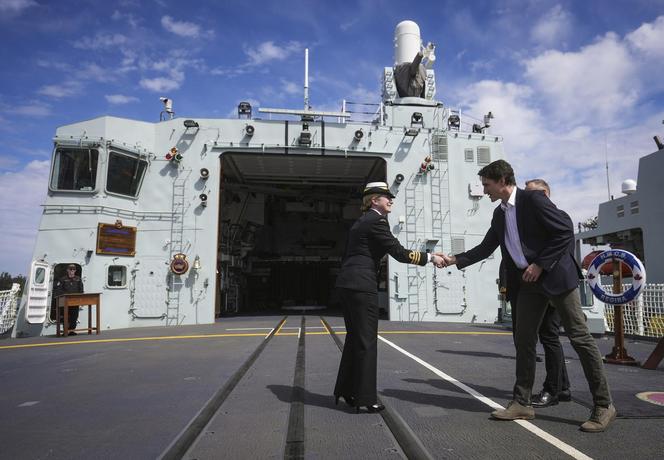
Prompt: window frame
<box><xmin>48</xmin><ymin>146</ymin><xmax>100</xmax><ymax>194</ymax></box>
<box><xmin>105</xmin><ymin>264</ymin><xmax>128</xmax><ymax>289</ymax></box>
<box><xmin>104</xmin><ymin>149</ymin><xmax>148</xmax><ymax>199</ymax></box>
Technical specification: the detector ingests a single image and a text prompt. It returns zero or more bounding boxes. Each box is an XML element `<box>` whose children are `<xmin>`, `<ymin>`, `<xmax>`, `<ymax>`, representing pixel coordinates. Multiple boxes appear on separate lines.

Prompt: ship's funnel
<box><xmin>394</xmin><ymin>20</ymin><xmax>421</xmax><ymax>65</ymax></box>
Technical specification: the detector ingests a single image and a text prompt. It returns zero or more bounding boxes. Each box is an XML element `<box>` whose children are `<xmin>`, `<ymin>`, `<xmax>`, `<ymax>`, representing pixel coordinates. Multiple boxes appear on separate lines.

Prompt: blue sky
<box><xmin>1</xmin><ymin>0</ymin><xmax>664</xmax><ymax>274</ymax></box>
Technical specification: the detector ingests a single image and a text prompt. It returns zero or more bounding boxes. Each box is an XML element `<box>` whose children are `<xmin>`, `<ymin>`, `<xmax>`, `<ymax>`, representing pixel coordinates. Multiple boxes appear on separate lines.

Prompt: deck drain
<box><xmin>635</xmin><ymin>392</ymin><xmax>664</xmax><ymax>406</ymax></box>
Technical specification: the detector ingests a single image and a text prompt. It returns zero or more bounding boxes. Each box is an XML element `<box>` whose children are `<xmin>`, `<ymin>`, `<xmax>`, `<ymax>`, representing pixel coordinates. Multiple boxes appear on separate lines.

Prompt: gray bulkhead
<box><xmin>14</xmin><ymin>102</ymin><xmax>505</xmax><ymax>336</ymax></box>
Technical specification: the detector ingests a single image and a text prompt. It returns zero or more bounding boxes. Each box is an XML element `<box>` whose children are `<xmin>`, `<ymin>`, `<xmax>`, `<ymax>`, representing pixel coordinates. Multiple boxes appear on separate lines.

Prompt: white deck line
<box><xmin>378</xmin><ymin>335</ymin><xmax>593</xmax><ymax>460</ymax></box>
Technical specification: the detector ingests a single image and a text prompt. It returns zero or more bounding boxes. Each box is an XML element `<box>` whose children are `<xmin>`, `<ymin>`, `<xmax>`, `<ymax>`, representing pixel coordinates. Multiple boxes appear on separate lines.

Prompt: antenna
<box><xmin>604</xmin><ymin>132</ymin><xmax>611</xmax><ymax>200</ymax></box>
<box><xmin>304</xmin><ymin>48</ymin><xmax>310</xmax><ymax>111</ymax></box>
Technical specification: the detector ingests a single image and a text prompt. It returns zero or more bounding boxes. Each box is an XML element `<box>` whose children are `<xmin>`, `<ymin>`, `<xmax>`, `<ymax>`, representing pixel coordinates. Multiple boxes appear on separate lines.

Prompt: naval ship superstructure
<box><xmin>13</xmin><ymin>21</ymin><xmax>506</xmax><ymax>337</ymax></box>
<box><xmin>577</xmin><ymin>136</ymin><xmax>664</xmax><ymax>284</ymax></box>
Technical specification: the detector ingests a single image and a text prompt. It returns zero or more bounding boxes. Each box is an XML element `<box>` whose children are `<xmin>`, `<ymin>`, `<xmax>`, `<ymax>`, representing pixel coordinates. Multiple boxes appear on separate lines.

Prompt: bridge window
<box><xmin>50</xmin><ymin>147</ymin><xmax>98</xmax><ymax>191</ymax></box>
<box><xmin>106</xmin><ymin>151</ymin><xmax>147</xmax><ymax>197</ymax></box>
<box><xmin>464</xmin><ymin>148</ymin><xmax>474</xmax><ymax>162</ymax></box>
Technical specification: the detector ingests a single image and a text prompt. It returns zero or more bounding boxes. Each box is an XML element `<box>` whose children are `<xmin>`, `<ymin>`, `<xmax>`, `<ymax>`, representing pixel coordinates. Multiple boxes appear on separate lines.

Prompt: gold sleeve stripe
<box><xmin>408</xmin><ymin>252</ymin><xmax>417</xmax><ymax>263</ymax></box>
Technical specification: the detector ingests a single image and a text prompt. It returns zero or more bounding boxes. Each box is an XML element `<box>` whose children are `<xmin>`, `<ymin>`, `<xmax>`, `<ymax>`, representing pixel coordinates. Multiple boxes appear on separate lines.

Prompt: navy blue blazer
<box><xmin>455</xmin><ymin>188</ymin><xmax>582</xmax><ymax>301</ymax></box>
<box><xmin>336</xmin><ymin>210</ymin><xmax>428</xmax><ymax>293</ymax></box>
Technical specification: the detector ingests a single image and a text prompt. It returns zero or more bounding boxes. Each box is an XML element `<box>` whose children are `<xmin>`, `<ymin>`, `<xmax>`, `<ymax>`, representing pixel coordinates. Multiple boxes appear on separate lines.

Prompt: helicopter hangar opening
<box><xmin>217</xmin><ymin>152</ymin><xmax>386</xmax><ymax>316</ymax></box>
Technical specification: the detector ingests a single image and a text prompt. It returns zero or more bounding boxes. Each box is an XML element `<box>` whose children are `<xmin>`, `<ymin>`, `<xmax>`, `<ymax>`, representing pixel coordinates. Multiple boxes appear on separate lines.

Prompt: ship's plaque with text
<box><xmin>96</xmin><ymin>223</ymin><xmax>137</xmax><ymax>256</ymax></box>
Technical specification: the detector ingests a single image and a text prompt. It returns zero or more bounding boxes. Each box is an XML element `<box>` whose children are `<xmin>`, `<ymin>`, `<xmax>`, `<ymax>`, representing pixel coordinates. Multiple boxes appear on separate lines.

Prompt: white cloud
<box><xmin>459</xmin><ymin>80</ymin><xmax>545</xmax><ymax>153</ymax></box>
<box><xmin>340</xmin><ymin>18</ymin><xmax>359</xmax><ymax>31</ymax></box>
<box><xmin>281</xmin><ymin>79</ymin><xmax>300</xmax><ymax>95</ymax></box>
<box><xmin>161</xmin><ymin>15</ymin><xmax>212</xmax><ymax>38</ymax></box>
<box><xmin>80</xmin><ymin>63</ymin><xmax>117</xmax><ymax>83</ymax></box>
<box><xmin>111</xmin><ymin>10</ymin><xmax>140</xmax><ymax>28</ymax></box>
<box><xmin>0</xmin><ymin>160</ymin><xmax>50</xmax><ymax>274</ymax></box>
<box><xmin>139</xmin><ymin>76</ymin><xmax>181</xmax><ymax>92</ymax></box>
<box><xmin>626</xmin><ymin>15</ymin><xmax>664</xmax><ymax>58</ymax></box>
<box><xmin>524</xmin><ymin>33</ymin><xmax>638</xmax><ymax>126</ymax></box>
<box><xmin>530</xmin><ymin>5</ymin><xmax>573</xmax><ymax>47</ymax></box>
<box><xmin>37</xmin><ymin>80</ymin><xmax>83</xmax><ymax>99</ymax></box>
<box><xmin>10</xmin><ymin>102</ymin><xmax>52</xmax><ymax>117</ymax></box>
<box><xmin>73</xmin><ymin>33</ymin><xmax>128</xmax><ymax>50</ymax></box>
<box><xmin>0</xmin><ymin>0</ymin><xmax>37</xmax><ymax>14</ymax></box>
<box><xmin>0</xmin><ymin>155</ymin><xmax>19</xmax><ymax>169</ymax></box>
<box><xmin>245</xmin><ymin>41</ymin><xmax>303</xmax><ymax>65</ymax></box>
<box><xmin>105</xmin><ymin>94</ymin><xmax>139</xmax><ymax>104</ymax></box>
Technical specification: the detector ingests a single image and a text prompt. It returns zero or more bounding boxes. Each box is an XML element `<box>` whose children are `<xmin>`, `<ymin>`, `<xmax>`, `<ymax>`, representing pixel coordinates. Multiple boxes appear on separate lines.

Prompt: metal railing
<box><xmin>0</xmin><ymin>284</ymin><xmax>21</xmax><ymax>335</ymax></box>
<box><xmin>602</xmin><ymin>283</ymin><xmax>664</xmax><ymax>338</ymax></box>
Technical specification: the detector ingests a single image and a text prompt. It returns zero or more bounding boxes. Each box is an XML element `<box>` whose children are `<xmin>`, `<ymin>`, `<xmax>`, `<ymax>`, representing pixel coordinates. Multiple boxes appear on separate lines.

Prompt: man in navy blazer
<box><xmin>439</xmin><ymin>160</ymin><xmax>615</xmax><ymax>433</ymax></box>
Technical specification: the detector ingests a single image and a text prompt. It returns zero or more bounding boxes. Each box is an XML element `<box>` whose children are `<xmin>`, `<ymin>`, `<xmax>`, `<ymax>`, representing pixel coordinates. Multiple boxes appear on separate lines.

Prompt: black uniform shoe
<box><xmin>356</xmin><ymin>404</ymin><xmax>385</xmax><ymax>413</ymax></box>
<box><xmin>558</xmin><ymin>389</ymin><xmax>572</xmax><ymax>401</ymax></box>
<box><xmin>532</xmin><ymin>390</ymin><xmax>559</xmax><ymax>408</ymax></box>
<box><xmin>334</xmin><ymin>395</ymin><xmax>356</xmax><ymax>407</ymax></box>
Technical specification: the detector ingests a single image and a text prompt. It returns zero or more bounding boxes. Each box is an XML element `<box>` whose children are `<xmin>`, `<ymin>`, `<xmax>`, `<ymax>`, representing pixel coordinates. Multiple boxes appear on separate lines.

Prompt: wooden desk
<box><xmin>56</xmin><ymin>293</ymin><xmax>101</xmax><ymax>337</ymax></box>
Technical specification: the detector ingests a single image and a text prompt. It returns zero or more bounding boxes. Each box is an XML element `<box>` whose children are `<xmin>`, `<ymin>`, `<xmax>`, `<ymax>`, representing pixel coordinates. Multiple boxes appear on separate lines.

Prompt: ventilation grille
<box><xmin>431</xmin><ymin>133</ymin><xmax>448</xmax><ymax>160</ymax></box>
<box><xmin>477</xmin><ymin>146</ymin><xmax>491</xmax><ymax>165</ymax></box>
<box><xmin>451</xmin><ymin>237</ymin><xmax>465</xmax><ymax>254</ymax></box>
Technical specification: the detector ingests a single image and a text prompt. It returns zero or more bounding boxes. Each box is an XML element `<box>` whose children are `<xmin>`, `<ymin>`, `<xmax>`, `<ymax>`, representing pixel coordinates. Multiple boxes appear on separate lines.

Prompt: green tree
<box><xmin>0</xmin><ymin>272</ymin><xmax>26</xmax><ymax>292</ymax></box>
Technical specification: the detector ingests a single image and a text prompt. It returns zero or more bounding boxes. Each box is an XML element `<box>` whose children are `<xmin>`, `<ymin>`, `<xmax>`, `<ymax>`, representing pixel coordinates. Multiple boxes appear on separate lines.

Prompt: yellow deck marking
<box><xmin>274</xmin><ymin>318</ymin><xmax>288</xmax><ymax>335</ymax></box>
<box><xmin>0</xmin><ymin>329</ymin><xmax>509</xmax><ymax>350</ymax></box>
<box><xmin>0</xmin><ymin>332</ymin><xmax>292</xmax><ymax>350</ymax></box>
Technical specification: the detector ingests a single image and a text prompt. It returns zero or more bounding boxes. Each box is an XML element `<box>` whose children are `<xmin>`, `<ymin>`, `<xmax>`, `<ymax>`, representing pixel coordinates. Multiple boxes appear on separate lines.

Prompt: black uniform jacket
<box><xmin>336</xmin><ymin>210</ymin><xmax>428</xmax><ymax>293</ymax></box>
<box><xmin>54</xmin><ymin>276</ymin><xmax>84</xmax><ymax>297</ymax></box>
<box><xmin>455</xmin><ymin>188</ymin><xmax>582</xmax><ymax>302</ymax></box>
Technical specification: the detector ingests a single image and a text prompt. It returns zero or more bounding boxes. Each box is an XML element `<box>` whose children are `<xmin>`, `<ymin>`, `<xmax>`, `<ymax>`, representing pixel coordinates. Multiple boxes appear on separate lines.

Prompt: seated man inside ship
<box><xmin>393</xmin><ymin>42</ymin><xmax>435</xmax><ymax>98</ymax></box>
<box><xmin>54</xmin><ymin>264</ymin><xmax>84</xmax><ymax>335</ymax></box>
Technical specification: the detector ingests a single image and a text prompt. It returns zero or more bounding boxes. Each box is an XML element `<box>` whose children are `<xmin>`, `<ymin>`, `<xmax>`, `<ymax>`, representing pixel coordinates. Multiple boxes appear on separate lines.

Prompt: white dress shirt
<box><xmin>500</xmin><ymin>187</ymin><xmax>529</xmax><ymax>269</ymax></box>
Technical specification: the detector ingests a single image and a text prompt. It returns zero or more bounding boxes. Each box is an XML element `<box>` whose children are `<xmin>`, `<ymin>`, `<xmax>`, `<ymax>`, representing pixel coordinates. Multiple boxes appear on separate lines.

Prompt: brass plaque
<box><xmin>96</xmin><ymin>223</ymin><xmax>137</xmax><ymax>256</ymax></box>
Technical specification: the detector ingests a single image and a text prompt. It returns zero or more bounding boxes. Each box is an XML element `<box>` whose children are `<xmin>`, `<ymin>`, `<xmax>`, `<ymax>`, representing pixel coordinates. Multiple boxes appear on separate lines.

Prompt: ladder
<box><xmin>404</xmin><ymin>174</ymin><xmax>424</xmax><ymax>321</ymax></box>
<box><xmin>166</xmin><ymin>174</ymin><xmax>188</xmax><ymax>326</ymax></box>
<box><xmin>429</xmin><ymin>160</ymin><xmax>452</xmax><ymax>254</ymax></box>
<box><xmin>429</xmin><ymin>132</ymin><xmax>454</xmax><ymax>314</ymax></box>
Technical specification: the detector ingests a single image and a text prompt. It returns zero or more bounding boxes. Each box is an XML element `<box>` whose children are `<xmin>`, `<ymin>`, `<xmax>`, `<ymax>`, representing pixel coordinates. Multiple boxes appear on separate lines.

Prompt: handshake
<box><xmin>430</xmin><ymin>253</ymin><xmax>456</xmax><ymax>268</ymax></box>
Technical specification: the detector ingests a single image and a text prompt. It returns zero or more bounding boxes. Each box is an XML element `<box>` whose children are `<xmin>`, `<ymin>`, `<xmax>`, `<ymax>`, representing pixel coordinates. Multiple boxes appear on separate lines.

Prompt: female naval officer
<box><xmin>334</xmin><ymin>181</ymin><xmax>444</xmax><ymax>412</ymax></box>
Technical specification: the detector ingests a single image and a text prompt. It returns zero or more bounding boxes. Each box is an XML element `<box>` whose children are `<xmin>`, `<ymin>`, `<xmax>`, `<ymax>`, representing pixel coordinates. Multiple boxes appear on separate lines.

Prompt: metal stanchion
<box><xmin>604</xmin><ymin>258</ymin><xmax>639</xmax><ymax>366</ymax></box>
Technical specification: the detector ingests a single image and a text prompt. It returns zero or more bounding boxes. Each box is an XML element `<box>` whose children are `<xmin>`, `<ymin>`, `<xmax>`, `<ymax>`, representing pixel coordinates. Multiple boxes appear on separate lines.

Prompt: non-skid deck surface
<box><xmin>0</xmin><ymin>316</ymin><xmax>662</xmax><ymax>459</ymax></box>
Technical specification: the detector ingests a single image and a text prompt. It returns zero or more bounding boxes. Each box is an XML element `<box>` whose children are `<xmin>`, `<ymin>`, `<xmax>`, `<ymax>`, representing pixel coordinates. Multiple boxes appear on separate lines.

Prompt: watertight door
<box><xmin>24</xmin><ymin>260</ymin><xmax>51</xmax><ymax>324</ymax></box>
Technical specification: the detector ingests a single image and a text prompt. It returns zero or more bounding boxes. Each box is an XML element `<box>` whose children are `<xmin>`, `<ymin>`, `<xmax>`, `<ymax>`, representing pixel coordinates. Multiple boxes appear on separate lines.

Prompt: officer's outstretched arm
<box><xmin>372</xmin><ymin>218</ymin><xmax>427</xmax><ymax>266</ymax></box>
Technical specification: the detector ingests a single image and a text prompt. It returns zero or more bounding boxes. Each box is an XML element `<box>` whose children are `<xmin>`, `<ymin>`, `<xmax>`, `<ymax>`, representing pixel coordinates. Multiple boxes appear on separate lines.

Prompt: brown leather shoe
<box><xmin>491</xmin><ymin>401</ymin><xmax>535</xmax><ymax>420</ymax></box>
<box><xmin>580</xmin><ymin>404</ymin><xmax>616</xmax><ymax>432</ymax></box>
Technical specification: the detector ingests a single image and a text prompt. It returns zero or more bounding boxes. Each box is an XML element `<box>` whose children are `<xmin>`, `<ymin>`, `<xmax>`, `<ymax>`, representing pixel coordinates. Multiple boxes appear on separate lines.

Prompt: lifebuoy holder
<box><xmin>586</xmin><ymin>249</ymin><xmax>646</xmax><ymax>304</ymax></box>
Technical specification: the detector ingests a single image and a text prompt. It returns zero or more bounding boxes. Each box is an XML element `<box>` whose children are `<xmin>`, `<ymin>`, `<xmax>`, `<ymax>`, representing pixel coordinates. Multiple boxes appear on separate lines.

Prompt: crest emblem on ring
<box><xmin>170</xmin><ymin>253</ymin><xmax>189</xmax><ymax>275</ymax></box>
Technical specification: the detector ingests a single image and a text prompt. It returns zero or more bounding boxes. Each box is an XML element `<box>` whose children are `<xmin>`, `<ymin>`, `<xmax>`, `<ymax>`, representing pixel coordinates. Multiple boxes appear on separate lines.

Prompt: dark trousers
<box><xmin>58</xmin><ymin>306</ymin><xmax>79</xmax><ymax>329</ymax></box>
<box><xmin>539</xmin><ymin>306</ymin><xmax>570</xmax><ymax>394</ymax></box>
<box><xmin>334</xmin><ymin>288</ymin><xmax>379</xmax><ymax>406</ymax></box>
<box><xmin>511</xmin><ymin>300</ymin><xmax>570</xmax><ymax>395</ymax></box>
<box><xmin>514</xmin><ymin>282</ymin><xmax>611</xmax><ymax>407</ymax></box>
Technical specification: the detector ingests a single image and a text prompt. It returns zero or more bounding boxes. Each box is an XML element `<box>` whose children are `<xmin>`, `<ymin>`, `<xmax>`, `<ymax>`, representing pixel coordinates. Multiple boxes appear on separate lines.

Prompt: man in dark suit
<box><xmin>523</xmin><ymin>179</ymin><xmax>571</xmax><ymax>408</ymax></box>
<box><xmin>334</xmin><ymin>181</ymin><xmax>444</xmax><ymax>412</ymax></box>
<box><xmin>439</xmin><ymin>160</ymin><xmax>615</xmax><ymax>432</ymax></box>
